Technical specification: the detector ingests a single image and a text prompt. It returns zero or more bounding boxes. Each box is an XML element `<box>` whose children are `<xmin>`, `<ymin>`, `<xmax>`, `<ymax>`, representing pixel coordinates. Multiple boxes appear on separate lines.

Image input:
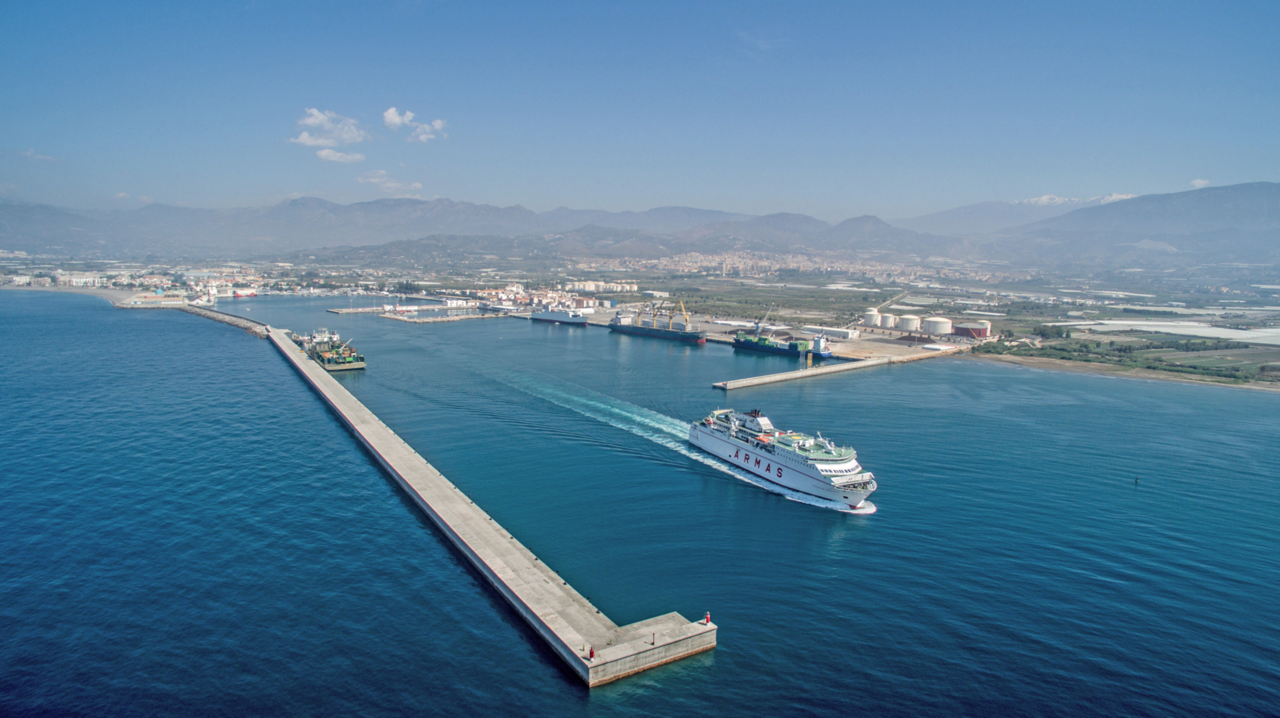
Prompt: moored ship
<box><xmin>292</xmin><ymin>328</ymin><xmax>366</xmax><ymax>371</ymax></box>
<box><xmin>530</xmin><ymin>307</ymin><xmax>588</xmax><ymax>325</ymax></box>
<box><xmin>688</xmin><ymin>409</ymin><xmax>876</xmax><ymax>512</ymax></box>
<box><xmin>732</xmin><ymin>303</ymin><xmax>832</xmax><ymax>359</ymax></box>
<box><xmin>733</xmin><ymin>332</ymin><xmax>831</xmax><ymax>358</ymax></box>
<box><xmin>609</xmin><ymin>300</ymin><xmax>706</xmax><ymax>343</ymax></box>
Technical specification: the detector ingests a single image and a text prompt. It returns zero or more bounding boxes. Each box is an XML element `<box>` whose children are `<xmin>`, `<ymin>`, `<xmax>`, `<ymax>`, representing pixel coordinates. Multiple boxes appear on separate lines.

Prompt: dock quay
<box><xmin>380</xmin><ymin>312</ymin><xmax>510</xmax><ymax>324</ymax></box>
<box><xmin>714</xmin><ymin>345</ymin><xmax>964</xmax><ymax>390</ymax></box>
<box><xmin>327</xmin><ymin>307</ymin><xmax>387</xmax><ymax>314</ymax></box>
<box><xmin>265</xmin><ymin>327</ymin><xmax>716</xmax><ymax>686</ymax></box>
<box><xmin>329</xmin><ymin>305</ymin><xmax>459</xmax><ymax>314</ymax></box>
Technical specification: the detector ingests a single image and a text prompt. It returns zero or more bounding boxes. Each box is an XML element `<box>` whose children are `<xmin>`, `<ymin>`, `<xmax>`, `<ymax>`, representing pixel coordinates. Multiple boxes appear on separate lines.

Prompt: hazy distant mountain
<box><xmin>1020</xmin><ymin>183</ymin><xmax>1280</xmax><ymax>234</ymax></box>
<box><xmin>675</xmin><ymin>213</ymin><xmax>836</xmax><ymax>252</ymax></box>
<box><xmin>675</xmin><ymin>212</ymin><xmax>962</xmax><ymax>257</ymax></box>
<box><xmin>539</xmin><ymin>206</ymin><xmax>754</xmax><ymax>234</ymax></box>
<box><xmin>0</xmin><ymin>200</ymin><xmax>112</xmax><ymax>255</ymax></box>
<box><xmin>982</xmin><ymin>182</ymin><xmax>1280</xmax><ymax>266</ymax></box>
<box><xmin>893</xmin><ymin>194</ymin><xmax>1135</xmax><ymax>236</ymax></box>
<box><xmin>0</xmin><ymin>196</ymin><xmax>757</xmax><ymax>258</ymax></box>
<box><xmin>4</xmin><ymin>182</ymin><xmax>1276</xmax><ymax>267</ymax></box>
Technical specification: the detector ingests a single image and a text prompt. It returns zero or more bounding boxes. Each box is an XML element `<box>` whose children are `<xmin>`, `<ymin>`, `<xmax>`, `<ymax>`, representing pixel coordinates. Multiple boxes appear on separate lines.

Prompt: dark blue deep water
<box><xmin>3</xmin><ymin>291</ymin><xmax>1279</xmax><ymax>717</ymax></box>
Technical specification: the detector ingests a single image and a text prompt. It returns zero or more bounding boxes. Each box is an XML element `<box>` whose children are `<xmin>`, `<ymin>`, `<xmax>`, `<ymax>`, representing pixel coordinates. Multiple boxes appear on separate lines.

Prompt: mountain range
<box><xmin>1</xmin><ymin>182</ymin><xmax>1277</xmax><ymax>268</ymax></box>
<box><xmin>892</xmin><ymin>193</ymin><xmax>1136</xmax><ymax>236</ymax></box>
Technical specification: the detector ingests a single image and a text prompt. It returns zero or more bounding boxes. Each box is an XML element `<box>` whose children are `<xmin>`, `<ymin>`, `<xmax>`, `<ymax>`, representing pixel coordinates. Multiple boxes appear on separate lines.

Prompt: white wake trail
<box><xmin>480</xmin><ymin>369</ymin><xmax>856</xmax><ymax>512</ymax></box>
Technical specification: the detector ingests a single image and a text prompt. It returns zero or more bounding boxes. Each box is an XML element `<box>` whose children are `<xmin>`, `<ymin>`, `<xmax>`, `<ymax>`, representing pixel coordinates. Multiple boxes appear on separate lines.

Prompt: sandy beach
<box><xmin>965</xmin><ymin>352</ymin><xmax>1280</xmax><ymax>394</ymax></box>
<box><xmin>1</xmin><ymin>285</ymin><xmax>139</xmax><ymax>305</ymax></box>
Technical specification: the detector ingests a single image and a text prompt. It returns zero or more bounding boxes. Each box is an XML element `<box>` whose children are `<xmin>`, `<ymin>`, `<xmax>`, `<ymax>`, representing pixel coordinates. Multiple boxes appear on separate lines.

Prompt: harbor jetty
<box><xmin>327</xmin><ymin>306</ymin><xmax>386</xmax><ymax>314</ymax></box>
<box><xmin>265</xmin><ymin>327</ymin><xmax>716</xmax><ymax>686</ymax></box>
<box><xmin>380</xmin><ymin>311</ymin><xmax>509</xmax><ymax>324</ymax></box>
<box><xmin>180</xmin><ymin>306</ymin><xmax>268</xmax><ymax>338</ymax></box>
<box><xmin>714</xmin><ymin>345</ymin><xmax>963</xmax><ymax>390</ymax></box>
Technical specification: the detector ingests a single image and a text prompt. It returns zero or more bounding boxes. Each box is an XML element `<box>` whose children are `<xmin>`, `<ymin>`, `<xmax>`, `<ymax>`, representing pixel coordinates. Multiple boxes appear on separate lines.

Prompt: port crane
<box><xmin>753</xmin><ymin>303</ymin><xmax>776</xmax><ymax>337</ymax></box>
<box><xmin>646</xmin><ymin>299</ymin><xmax>693</xmax><ymax>330</ymax></box>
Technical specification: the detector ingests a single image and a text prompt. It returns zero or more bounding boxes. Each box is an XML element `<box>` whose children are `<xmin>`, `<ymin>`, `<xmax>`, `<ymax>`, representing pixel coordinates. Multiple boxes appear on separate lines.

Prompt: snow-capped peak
<box><xmin>1013</xmin><ymin>195</ymin><xmax>1079</xmax><ymax>206</ymax></box>
<box><xmin>1013</xmin><ymin>193</ymin><xmax>1134</xmax><ymax>207</ymax></box>
<box><xmin>1098</xmin><ymin>193</ymin><xmax>1136</xmax><ymax>204</ymax></box>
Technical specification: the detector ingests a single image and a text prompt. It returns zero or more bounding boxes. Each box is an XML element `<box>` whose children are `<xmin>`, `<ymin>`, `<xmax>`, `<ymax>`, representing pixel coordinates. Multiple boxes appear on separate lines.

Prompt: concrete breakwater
<box><xmin>714</xmin><ymin>346</ymin><xmax>964</xmax><ymax>390</ymax></box>
<box><xmin>180</xmin><ymin>306</ymin><xmax>268</xmax><ymax>338</ymax></box>
<box><xmin>265</xmin><ymin>328</ymin><xmax>716</xmax><ymax>686</ymax></box>
<box><xmin>380</xmin><ymin>312</ymin><xmax>509</xmax><ymax>324</ymax></box>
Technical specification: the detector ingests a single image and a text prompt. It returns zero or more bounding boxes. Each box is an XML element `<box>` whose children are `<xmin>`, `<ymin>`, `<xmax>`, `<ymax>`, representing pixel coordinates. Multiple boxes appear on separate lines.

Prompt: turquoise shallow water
<box><xmin>3</xmin><ymin>291</ymin><xmax>1279</xmax><ymax>717</ymax></box>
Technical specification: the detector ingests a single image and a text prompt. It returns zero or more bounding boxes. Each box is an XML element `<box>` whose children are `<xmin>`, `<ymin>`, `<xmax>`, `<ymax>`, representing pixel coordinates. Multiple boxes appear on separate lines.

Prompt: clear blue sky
<box><xmin>2</xmin><ymin>1</ymin><xmax>1277</xmax><ymax>220</ymax></box>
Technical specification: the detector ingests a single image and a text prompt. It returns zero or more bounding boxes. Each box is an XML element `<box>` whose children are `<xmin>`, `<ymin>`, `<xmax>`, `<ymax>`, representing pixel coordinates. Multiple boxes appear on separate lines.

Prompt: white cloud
<box><xmin>357</xmin><ymin>169</ymin><xmax>423</xmax><ymax>196</ymax></box>
<box><xmin>408</xmin><ymin>119</ymin><xmax>447</xmax><ymax>143</ymax></box>
<box><xmin>22</xmin><ymin>148</ymin><xmax>60</xmax><ymax>162</ymax></box>
<box><xmin>113</xmin><ymin>192</ymin><xmax>131</xmax><ymax>199</ymax></box>
<box><xmin>383</xmin><ymin>107</ymin><xmax>415</xmax><ymax>128</ymax></box>
<box><xmin>316</xmin><ymin>149</ymin><xmax>366</xmax><ymax>163</ymax></box>
<box><xmin>1191</xmin><ymin>178</ymin><xmax>1210</xmax><ymax>188</ymax></box>
<box><xmin>289</xmin><ymin>108</ymin><xmax>370</xmax><ymax>148</ymax></box>
<box><xmin>383</xmin><ymin>107</ymin><xmax>447</xmax><ymax>142</ymax></box>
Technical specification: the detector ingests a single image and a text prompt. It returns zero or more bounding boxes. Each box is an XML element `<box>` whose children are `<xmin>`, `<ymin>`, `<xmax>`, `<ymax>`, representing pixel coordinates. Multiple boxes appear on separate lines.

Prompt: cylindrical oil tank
<box><xmin>922</xmin><ymin>316</ymin><xmax>953</xmax><ymax>335</ymax></box>
<box><xmin>881</xmin><ymin>314</ymin><xmax>898</xmax><ymax>329</ymax></box>
<box><xmin>899</xmin><ymin>314</ymin><xmax>921</xmax><ymax>332</ymax></box>
<box><xmin>863</xmin><ymin>309</ymin><xmax>880</xmax><ymax>326</ymax></box>
<box><xmin>977</xmin><ymin>320</ymin><xmax>992</xmax><ymax>331</ymax></box>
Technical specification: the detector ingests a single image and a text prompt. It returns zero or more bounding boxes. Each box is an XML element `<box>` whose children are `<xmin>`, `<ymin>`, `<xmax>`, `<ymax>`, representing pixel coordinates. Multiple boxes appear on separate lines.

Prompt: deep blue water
<box><xmin>3</xmin><ymin>291</ymin><xmax>1278</xmax><ymax>717</ymax></box>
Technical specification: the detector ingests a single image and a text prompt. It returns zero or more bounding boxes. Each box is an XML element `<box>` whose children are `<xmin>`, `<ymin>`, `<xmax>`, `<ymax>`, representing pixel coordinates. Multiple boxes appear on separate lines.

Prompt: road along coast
<box><xmin>265</xmin><ymin>328</ymin><xmax>717</xmax><ymax>686</ymax></box>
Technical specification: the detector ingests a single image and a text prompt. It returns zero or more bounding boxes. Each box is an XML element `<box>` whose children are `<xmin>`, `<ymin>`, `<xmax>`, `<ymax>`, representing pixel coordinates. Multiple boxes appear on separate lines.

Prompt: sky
<box><xmin>1</xmin><ymin>0</ymin><xmax>1277</xmax><ymax>221</ymax></box>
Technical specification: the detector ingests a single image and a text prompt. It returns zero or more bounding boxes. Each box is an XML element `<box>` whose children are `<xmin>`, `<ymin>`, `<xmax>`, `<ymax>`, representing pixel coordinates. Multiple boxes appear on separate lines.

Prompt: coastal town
<box><xmin>6</xmin><ymin>247</ymin><xmax>1279</xmax><ymax>388</ymax></box>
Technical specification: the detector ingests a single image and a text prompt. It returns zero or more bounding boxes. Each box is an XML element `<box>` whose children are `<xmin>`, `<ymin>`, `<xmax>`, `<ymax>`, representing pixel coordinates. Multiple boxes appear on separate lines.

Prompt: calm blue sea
<box><xmin>2</xmin><ymin>291</ymin><xmax>1278</xmax><ymax>717</ymax></box>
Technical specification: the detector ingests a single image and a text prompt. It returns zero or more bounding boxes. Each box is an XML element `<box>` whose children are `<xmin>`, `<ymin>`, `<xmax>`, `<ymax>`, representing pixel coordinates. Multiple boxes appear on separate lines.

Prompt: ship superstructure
<box><xmin>688</xmin><ymin>409</ymin><xmax>876</xmax><ymax>512</ymax></box>
<box><xmin>292</xmin><ymin>328</ymin><xmax>366</xmax><ymax>371</ymax></box>
<box><xmin>531</xmin><ymin>307</ymin><xmax>588</xmax><ymax>325</ymax></box>
<box><xmin>609</xmin><ymin>300</ymin><xmax>706</xmax><ymax>343</ymax></box>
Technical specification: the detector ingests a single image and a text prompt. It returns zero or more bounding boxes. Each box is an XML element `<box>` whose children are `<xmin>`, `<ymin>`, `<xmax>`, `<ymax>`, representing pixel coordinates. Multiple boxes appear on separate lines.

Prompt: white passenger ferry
<box><xmin>689</xmin><ymin>409</ymin><xmax>877</xmax><ymax>512</ymax></box>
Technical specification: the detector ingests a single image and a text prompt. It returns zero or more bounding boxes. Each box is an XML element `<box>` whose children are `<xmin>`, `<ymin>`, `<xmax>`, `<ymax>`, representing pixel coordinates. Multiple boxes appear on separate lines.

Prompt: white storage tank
<box><xmin>863</xmin><ymin>309</ymin><xmax>881</xmax><ymax>326</ymax></box>
<box><xmin>922</xmin><ymin>316</ymin><xmax>953</xmax><ymax>335</ymax></box>
<box><xmin>881</xmin><ymin>314</ymin><xmax>898</xmax><ymax>329</ymax></box>
<box><xmin>899</xmin><ymin>314</ymin><xmax>921</xmax><ymax>332</ymax></box>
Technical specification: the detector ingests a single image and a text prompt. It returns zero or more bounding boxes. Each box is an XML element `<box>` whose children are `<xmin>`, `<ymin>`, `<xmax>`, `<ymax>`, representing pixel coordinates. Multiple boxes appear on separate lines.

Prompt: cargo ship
<box><xmin>733</xmin><ymin>331</ymin><xmax>831</xmax><ymax>358</ymax></box>
<box><xmin>609</xmin><ymin>300</ymin><xmax>706</xmax><ymax>343</ymax></box>
<box><xmin>292</xmin><ymin>328</ymin><xmax>366</xmax><ymax>371</ymax></box>
<box><xmin>732</xmin><ymin>303</ymin><xmax>832</xmax><ymax>359</ymax></box>
<box><xmin>530</xmin><ymin>307</ymin><xmax>588</xmax><ymax>325</ymax></box>
<box><xmin>689</xmin><ymin>408</ymin><xmax>876</xmax><ymax>512</ymax></box>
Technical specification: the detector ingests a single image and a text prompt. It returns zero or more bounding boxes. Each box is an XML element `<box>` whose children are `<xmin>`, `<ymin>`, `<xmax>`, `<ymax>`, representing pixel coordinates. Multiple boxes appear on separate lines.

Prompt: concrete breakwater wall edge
<box><xmin>263</xmin><ymin>328</ymin><xmax>716</xmax><ymax>687</ymax></box>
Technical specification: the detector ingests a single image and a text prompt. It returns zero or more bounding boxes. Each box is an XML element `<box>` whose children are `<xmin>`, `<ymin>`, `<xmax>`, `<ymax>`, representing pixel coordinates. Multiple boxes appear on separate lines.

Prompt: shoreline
<box><xmin>965</xmin><ymin>353</ymin><xmax>1280</xmax><ymax>394</ymax></box>
<box><xmin>0</xmin><ymin>284</ymin><xmax>138</xmax><ymax>305</ymax></box>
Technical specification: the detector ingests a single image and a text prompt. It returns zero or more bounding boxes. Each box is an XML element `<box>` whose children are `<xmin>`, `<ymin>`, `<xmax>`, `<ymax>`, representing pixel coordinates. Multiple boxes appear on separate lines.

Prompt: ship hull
<box><xmin>610</xmin><ymin>324</ymin><xmax>706</xmax><ymax>343</ymax></box>
<box><xmin>531</xmin><ymin>311</ymin><xmax>588</xmax><ymax>325</ymax></box>
<box><xmin>733</xmin><ymin>339</ymin><xmax>801</xmax><ymax>357</ymax></box>
<box><xmin>732</xmin><ymin>339</ymin><xmax>831</xmax><ymax>358</ymax></box>
<box><xmin>321</xmin><ymin>361</ymin><xmax>366</xmax><ymax>371</ymax></box>
<box><xmin>688</xmin><ymin>424</ymin><xmax>874</xmax><ymax>509</ymax></box>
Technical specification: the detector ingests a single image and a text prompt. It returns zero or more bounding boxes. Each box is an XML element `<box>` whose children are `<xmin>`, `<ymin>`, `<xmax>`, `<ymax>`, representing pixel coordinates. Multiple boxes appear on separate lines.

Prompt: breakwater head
<box><xmin>265</xmin><ymin>328</ymin><xmax>717</xmax><ymax>686</ymax></box>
